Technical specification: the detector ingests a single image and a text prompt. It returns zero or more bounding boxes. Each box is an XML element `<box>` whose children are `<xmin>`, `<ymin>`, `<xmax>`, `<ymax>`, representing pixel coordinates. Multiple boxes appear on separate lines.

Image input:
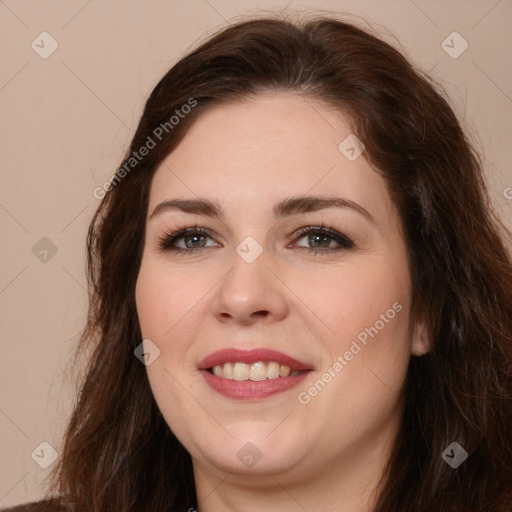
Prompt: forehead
<box><xmin>148</xmin><ymin>92</ymin><xmax>395</xmax><ymax>225</ymax></box>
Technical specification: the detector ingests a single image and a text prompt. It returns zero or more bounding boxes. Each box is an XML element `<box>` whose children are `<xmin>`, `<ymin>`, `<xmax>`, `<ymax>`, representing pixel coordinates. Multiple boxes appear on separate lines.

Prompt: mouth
<box><xmin>197</xmin><ymin>348</ymin><xmax>314</xmax><ymax>400</ymax></box>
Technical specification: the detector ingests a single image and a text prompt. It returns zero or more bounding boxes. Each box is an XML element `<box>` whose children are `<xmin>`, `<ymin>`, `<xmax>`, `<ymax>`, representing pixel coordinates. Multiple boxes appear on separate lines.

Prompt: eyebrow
<box><xmin>149</xmin><ymin>195</ymin><xmax>376</xmax><ymax>224</ymax></box>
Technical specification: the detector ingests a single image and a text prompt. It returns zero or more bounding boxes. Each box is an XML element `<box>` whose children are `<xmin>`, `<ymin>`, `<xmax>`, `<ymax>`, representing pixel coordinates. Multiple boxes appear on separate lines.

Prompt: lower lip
<box><xmin>200</xmin><ymin>370</ymin><xmax>311</xmax><ymax>400</ymax></box>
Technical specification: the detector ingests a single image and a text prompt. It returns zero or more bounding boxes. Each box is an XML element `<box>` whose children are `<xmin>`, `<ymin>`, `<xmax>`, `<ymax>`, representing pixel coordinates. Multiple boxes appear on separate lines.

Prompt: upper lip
<box><xmin>197</xmin><ymin>348</ymin><xmax>314</xmax><ymax>371</ymax></box>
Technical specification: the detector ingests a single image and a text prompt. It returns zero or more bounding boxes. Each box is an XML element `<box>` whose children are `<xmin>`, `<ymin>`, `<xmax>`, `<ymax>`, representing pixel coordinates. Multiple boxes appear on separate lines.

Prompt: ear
<box><xmin>411</xmin><ymin>314</ymin><xmax>431</xmax><ymax>356</ymax></box>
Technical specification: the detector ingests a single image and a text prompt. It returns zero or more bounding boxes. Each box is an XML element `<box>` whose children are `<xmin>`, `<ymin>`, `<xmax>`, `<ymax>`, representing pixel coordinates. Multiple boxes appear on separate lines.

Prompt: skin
<box><xmin>135</xmin><ymin>92</ymin><xmax>429</xmax><ymax>512</ymax></box>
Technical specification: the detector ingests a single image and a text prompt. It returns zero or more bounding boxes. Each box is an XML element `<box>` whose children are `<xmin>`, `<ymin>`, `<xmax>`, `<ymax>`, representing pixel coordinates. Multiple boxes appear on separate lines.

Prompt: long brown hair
<box><xmin>45</xmin><ymin>13</ymin><xmax>512</xmax><ymax>511</ymax></box>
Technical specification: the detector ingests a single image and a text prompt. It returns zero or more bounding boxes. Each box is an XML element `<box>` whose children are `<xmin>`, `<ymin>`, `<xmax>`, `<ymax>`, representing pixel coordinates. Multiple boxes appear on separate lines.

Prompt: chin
<box><xmin>202</xmin><ymin>444</ymin><xmax>303</xmax><ymax>478</ymax></box>
<box><xmin>187</xmin><ymin>427</ymin><xmax>307</xmax><ymax>477</ymax></box>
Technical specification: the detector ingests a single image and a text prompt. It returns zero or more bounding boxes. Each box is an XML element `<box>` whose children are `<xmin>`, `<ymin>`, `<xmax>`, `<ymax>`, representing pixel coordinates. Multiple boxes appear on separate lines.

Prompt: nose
<box><xmin>211</xmin><ymin>244</ymin><xmax>289</xmax><ymax>326</ymax></box>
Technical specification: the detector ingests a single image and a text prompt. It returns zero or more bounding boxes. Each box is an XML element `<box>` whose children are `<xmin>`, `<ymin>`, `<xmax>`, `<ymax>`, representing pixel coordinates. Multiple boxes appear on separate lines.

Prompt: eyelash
<box><xmin>157</xmin><ymin>223</ymin><xmax>355</xmax><ymax>256</ymax></box>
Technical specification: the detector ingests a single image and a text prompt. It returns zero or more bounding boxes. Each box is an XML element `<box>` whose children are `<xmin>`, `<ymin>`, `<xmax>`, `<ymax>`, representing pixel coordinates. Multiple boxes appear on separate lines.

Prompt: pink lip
<box><xmin>197</xmin><ymin>348</ymin><xmax>314</xmax><ymax>371</ymax></box>
<box><xmin>197</xmin><ymin>348</ymin><xmax>314</xmax><ymax>401</ymax></box>
<box><xmin>200</xmin><ymin>370</ymin><xmax>311</xmax><ymax>400</ymax></box>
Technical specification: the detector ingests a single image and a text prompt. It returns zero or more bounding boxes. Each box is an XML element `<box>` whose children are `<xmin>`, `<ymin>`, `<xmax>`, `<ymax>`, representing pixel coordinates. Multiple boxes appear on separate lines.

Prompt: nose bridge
<box><xmin>212</xmin><ymin>235</ymin><xmax>288</xmax><ymax>323</ymax></box>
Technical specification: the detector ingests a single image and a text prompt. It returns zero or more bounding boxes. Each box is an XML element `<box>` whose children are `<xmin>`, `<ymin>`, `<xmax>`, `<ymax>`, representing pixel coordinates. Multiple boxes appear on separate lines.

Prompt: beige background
<box><xmin>1</xmin><ymin>0</ymin><xmax>511</xmax><ymax>506</ymax></box>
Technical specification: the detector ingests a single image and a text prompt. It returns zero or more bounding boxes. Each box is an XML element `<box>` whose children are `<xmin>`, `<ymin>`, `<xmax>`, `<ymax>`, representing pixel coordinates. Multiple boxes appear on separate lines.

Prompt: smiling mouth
<box><xmin>207</xmin><ymin>361</ymin><xmax>308</xmax><ymax>381</ymax></box>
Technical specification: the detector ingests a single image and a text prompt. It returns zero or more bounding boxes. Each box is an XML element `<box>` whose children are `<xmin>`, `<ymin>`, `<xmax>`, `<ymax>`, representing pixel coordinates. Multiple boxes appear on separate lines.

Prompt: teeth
<box><xmin>223</xmin><ymin>362</ymin><xmax>234</xmax><ymax>379</ymax></box>
<box><xmin>210</xmin><ymin>361</ymin><xmax>305</xmax><ymax>380</ymax></box>
<box><xmin>249</xmin><ymin>361</ymin><xmax>267</xmax><ymax>381</ymax></box>
<box><xmin>280</xmin><ymin>364</ymin><xmax>291</xmax><ymax>377</ymax></box>
<box><xmin>267</xmin><ymin>361</ymin><xmax>280</xmax><ymax>379</ymax></box>
<box><xmin>233</xmin><ymin>362</ymin><xmax>250</xmax><ymax>381</ymax></box>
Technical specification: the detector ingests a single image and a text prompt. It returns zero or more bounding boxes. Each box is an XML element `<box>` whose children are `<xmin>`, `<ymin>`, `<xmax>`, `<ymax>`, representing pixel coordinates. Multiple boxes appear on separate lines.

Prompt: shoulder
<box><xmin>0</xmin><ymin>499</ymin><xmax>68</xmax><ymax>512</ymax></box>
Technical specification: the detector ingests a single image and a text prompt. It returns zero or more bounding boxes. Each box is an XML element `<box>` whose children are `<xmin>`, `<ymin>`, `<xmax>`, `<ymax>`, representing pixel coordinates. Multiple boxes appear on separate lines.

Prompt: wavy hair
<box><xmin>43</xmin><ymin>13</ymin><xmax>512</xmax><ymax>512</ymax></box>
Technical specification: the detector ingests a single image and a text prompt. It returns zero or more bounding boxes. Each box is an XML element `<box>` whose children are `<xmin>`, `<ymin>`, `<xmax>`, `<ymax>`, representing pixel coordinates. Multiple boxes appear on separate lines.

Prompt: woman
<box><xmin>3</xmin><ymin>12</ymin><xmax>511</xmax><ymax>512</ymax></box>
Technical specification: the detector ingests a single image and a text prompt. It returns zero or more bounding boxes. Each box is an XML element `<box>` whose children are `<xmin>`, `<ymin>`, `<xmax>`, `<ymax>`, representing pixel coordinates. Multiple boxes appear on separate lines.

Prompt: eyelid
<box><xmin>157</xmin><ymin>223</ymin><xmax>355</xmax><ymax>255</ymax></box>
<box><xmin>291</xmin><ymin>224</ymin><xmax>354</xmax><ymax>251</ymax></box>
<box><xmin>157</xmin><ymin>225</ymin><xmax>216</xmax><ymax>252</ymax></box>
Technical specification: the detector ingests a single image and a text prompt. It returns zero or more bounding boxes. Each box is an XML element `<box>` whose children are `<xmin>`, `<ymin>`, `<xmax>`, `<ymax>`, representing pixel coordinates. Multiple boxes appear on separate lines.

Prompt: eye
<box><xmin>158</xmin><ymin>225</ymin><xmax>218</xmax><ymax>254</ymax></box>
<box><xmin>291</xmin><ymin>224</ymin><xmax>354</xmax><ymax>255</ymax></box>
<box><xmin>157</xmin><ymin>223</ymin><xmax>355</xmax><ymax>256</ymax></box>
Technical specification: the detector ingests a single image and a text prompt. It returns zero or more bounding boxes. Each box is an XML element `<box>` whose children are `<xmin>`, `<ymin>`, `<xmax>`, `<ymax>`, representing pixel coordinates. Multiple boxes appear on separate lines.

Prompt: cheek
<box><xmin>293</xmin><ymin>255</ymin><xmax>412</xmax><ymax>395</ymax></box>
<box><xmin>135</xmin><ymin>262</ymin><xmax>209</xmax><ymax>342</ymax></box>
<box><xmin>135</xmin><ymin>265</ymin><xmax>207</xmax><ymax>432</ymax></box>
<box><xmin>292</xmin><ymin>257</ymin><xmax>410</xmax><ymax>343</ymax></box>
<box><xmin>297</xmin><ymin>272</ymin><xmax>411</xmax><ymax>432</ymax></box>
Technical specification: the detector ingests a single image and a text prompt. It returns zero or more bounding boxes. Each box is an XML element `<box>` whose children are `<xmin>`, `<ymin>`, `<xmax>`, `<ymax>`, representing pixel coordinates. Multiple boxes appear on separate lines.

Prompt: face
<box><xmin>135</xmin><ymin>92</ymin><xmax>428</xmax><ymax>487</ymax></box>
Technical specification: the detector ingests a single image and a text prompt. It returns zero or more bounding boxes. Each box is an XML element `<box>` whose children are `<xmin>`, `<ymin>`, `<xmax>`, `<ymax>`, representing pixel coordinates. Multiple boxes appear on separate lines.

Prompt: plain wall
<box><xmin>1</xmin><ymin>0</ymin><xmax>511</xmax><ymax>506</ymax></box>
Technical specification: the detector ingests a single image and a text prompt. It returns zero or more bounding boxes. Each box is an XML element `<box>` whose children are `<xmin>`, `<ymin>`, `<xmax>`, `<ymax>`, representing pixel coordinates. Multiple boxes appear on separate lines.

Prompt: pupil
<box><xmin>310</xmin><ymin>234</ymin><xmax>328</xmax><ymax>248</ymax></box>
<box><xmin>185</xmin><ymin>234</ymin><xmax>205</xmax><ymax>249</ymax></box>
